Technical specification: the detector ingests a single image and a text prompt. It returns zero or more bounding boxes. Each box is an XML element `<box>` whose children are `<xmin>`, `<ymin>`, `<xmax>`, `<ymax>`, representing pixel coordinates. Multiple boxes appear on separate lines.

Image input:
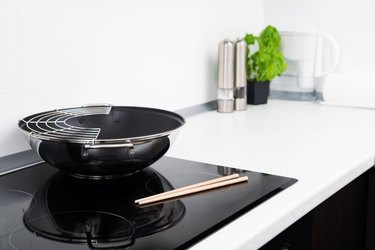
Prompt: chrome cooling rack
<box><xmin>20</xmin><ymin>106</ymin><xmax>112</xmax><ymax>143</ymax></box>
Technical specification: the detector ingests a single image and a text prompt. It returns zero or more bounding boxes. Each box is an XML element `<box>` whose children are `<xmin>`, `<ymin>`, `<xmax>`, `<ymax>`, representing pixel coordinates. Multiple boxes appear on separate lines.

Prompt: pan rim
<box><xmin>18</xmin><ymin>105</ymin><xmax>185</xmax><ymax>145</ymax></box>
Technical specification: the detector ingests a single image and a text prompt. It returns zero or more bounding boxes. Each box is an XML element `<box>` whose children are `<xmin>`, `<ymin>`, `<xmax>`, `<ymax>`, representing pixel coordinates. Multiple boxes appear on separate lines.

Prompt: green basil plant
<box><xmin>244</xmin><ymin>25</ymin><xmax>287</xmax><ymax>82</ymax></box>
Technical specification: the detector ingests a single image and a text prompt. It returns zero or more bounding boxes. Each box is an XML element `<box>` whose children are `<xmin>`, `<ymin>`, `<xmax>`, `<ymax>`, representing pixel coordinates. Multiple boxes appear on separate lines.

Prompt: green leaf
<box><xmin>259</xmin><ymin>25</ymin><xmax>280</xmax><ymax>49</ymax></box>
<box><xmin>243</xmin><ymin>34</ymin><xmax>257</xmax><ymax>45</ymax></box>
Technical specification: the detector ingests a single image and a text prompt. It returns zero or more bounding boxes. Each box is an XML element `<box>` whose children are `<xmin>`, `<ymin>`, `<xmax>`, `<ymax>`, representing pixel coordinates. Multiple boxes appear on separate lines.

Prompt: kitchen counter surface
<box><xmin>166</xmin><ymin>100</ymin><xmax>375</xmax><ymax>250</ymax></box>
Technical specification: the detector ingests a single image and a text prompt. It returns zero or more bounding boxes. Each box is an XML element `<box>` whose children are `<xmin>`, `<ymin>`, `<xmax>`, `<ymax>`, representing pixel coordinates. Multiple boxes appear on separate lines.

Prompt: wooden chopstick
<box><xmin>136</xmin><ymin>175</ymin><xmax>248</xmax><ymax>206</ymax></box>
<box><xmin>135</xmin><ymin>173</ymin><xmax>240</xmax><ymax>204</ymax></box>
<box><xmin>137</xmin><ymin>181</ymin><xmax>249</xmax><ymax>208</ymax></box>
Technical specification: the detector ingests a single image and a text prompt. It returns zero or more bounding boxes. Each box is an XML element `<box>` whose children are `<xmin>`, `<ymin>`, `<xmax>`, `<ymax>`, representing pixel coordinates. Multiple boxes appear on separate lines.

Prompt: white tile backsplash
<box><xmin>0</xmin><ymin>0</ymin><xmax>263</xmax><ymax>157</ymax></box>
<box><xmin>0</xmin><ymin>0</ymin><xmax>21</xmax><ymax>94</ymax></box>
<box><xmin>0</xmin><ymin>93</ymin><xmax>30</xmax><ymax>156</ymax></box>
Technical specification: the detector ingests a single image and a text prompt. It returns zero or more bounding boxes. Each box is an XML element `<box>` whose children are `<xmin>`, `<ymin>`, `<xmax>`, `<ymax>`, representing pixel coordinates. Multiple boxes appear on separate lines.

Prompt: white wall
<box><xmin>264</xmin><ymin>0</ymin><xmax>375</xmax><ymax>73</ymax></box>
<box><xmin>0</xmin><ymin>0</ymin><xmax>263</xmax><ymax>157</ymax></box>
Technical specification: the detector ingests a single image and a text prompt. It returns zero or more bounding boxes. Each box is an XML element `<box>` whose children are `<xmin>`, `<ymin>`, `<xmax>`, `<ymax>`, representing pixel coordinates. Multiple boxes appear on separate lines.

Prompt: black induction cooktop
<box><xmin>0</xmin><ymin>157</ymin><xmax>297</xmax><ymax>250</ymax></box>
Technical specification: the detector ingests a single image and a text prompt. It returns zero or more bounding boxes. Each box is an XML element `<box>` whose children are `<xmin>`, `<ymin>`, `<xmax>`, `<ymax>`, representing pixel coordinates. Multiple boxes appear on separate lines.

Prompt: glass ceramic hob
<box><xmin>0</xmin><ymin>156</ymin><xmax>297</xmax><ymax>250</ymax></box>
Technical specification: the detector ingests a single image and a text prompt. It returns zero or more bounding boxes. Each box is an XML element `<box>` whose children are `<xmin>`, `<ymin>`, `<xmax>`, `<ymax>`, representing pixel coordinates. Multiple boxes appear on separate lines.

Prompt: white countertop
<box><xmin>166</xmin><ymin>100</ymin><xmax>375</xmax><ymax>250</ymax></box>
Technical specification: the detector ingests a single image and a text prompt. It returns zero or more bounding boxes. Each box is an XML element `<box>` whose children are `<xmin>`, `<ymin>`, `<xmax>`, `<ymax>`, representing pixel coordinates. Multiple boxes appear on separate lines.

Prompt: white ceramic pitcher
<box><xmin>280</xmin><ymin>31</ymin><xmax>340</xmax><ymax>89</ymax></box>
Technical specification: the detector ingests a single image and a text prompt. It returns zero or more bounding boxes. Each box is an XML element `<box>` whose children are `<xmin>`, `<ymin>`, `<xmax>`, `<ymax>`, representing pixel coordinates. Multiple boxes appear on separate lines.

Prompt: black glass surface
<box><xmin>0</xmin><ymin>157</ymin><xmax>297</xmax><ymax>250</ymax></box>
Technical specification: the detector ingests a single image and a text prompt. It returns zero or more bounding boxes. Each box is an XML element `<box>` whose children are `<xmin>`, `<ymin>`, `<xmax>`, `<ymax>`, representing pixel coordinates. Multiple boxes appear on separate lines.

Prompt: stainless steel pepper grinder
<box><xmin>217</xmin><ymin>39</ymin><xmax>235</xmax><ymax>113</ymax></box>
<box><xmin>234</xmin><ymin>39</ymin><xmax>247</xmax><ymax>110</ymax></box>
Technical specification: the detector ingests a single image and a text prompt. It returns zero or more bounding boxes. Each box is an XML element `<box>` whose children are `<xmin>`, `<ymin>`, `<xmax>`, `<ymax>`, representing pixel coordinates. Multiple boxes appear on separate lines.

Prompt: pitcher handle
<box><xmin>314</xmin><ymin>32</ymin><xmax>340</xmax><ymax>77</ymax></box>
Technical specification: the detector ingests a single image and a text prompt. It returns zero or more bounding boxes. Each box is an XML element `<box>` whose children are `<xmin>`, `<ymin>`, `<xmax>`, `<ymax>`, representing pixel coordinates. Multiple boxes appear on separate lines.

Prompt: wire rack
<box><xmin>20</xmin><ymin>106</ymin><xmax>112</xmax><ymax>143</ymax></box>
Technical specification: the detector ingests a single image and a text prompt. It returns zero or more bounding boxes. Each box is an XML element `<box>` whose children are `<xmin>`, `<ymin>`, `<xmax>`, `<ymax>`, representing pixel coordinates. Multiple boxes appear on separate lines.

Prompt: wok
<box><xmin>18</xmin><ymin>105</ymin><xmax>185</xmax><ymax>179</ymax></box>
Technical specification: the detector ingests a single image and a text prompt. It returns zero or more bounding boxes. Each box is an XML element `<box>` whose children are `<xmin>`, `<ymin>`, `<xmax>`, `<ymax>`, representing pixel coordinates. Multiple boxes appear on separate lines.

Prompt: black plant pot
<box><xmin>247</xmin><ymin>81</ymin><xmax>270</xmax><ymax>105</ymax></box>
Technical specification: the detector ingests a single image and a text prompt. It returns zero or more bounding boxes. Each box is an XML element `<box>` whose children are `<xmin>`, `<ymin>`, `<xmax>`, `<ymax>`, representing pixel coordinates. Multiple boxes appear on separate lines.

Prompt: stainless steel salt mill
<box><xmin>217</xmin><ymin>40</ymin><xmax>235</xmax><ymax>113</ymax></box>
<box><xmin>234</xmin><ymin>39</ymin><xmax>247</xmax><ymax>110</ymax></box>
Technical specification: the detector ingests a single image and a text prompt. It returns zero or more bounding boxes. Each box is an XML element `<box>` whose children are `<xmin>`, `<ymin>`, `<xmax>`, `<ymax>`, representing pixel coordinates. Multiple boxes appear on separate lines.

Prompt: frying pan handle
<box><xmin>82</xmin><ymin>142</ymin><xmax>135</xmax><ymax>159</ymax></box>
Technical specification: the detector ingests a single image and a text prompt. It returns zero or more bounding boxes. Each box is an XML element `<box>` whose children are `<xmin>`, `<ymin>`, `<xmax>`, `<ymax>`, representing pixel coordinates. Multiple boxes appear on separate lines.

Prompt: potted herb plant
<box><xmin>244</xmin><ymin>25</ymin><xmax>287</xmax><ymax>105</ymax></box>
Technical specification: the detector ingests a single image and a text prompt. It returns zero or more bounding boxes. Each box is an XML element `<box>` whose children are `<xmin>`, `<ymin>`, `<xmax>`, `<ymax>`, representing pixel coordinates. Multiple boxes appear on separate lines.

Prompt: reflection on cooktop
<box><xmin>11</xmin><ymin>211</ymin><xmax>135</xmax><ymax>250</ymax></box>
<box><xmin>0</xmin><ymin>156</ymin><xmax>297</xmax><ymax>250</ymax></box>
<box><xmin>24</xmin><ymin>168</ymin><xmax>186</xmax><ymax>241</ymax></box>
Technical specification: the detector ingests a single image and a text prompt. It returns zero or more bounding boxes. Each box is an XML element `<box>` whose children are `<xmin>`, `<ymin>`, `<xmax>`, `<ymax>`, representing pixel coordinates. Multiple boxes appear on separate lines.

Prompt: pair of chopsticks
<box><xmin>134</xmin><ymin>173</ymin><xmax>248</xmax><ymax>206</ymax></box>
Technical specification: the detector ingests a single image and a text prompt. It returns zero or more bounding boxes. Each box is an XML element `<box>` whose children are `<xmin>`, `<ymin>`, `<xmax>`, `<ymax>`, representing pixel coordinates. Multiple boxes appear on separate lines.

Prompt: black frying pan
<box><xmin>18</xmin><ymin>105</ymin><xmax>185</xmax><ymax>179</ymax></box>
